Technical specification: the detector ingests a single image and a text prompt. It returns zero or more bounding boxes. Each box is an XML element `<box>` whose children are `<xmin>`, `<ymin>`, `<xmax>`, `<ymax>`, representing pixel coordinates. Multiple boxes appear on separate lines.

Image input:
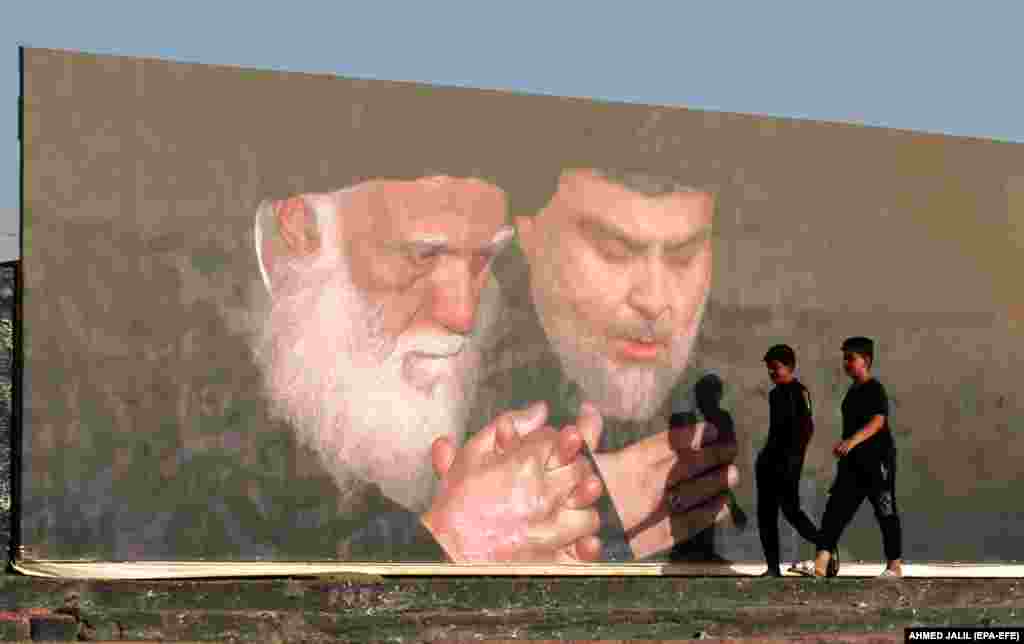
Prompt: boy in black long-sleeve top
<box><xmin>756</xmin><ymin>344</ymin><xmax>821</xmax><ymax>576</ymax></box>
<box><xmin>807</xmin><ymin>337</ymin><xmax>903</xmax><ymax>578</ymax></box>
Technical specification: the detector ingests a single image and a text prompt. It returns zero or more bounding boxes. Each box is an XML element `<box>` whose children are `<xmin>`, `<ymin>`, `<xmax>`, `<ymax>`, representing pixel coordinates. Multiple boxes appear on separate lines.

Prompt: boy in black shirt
<box><xmin>806</xmin><ymin>337</ymin><xmax>903</xmax><ymax>578</ymax></box>
<box><xmin>756</xmin><ymin>344</ymin><xmax>821</xmax><ymax>576</ymax></box>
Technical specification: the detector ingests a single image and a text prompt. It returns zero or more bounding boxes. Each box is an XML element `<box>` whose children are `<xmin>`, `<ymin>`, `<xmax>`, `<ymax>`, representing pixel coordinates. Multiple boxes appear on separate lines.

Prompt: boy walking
<box><xmin>756</xmin><ymin>345</ymin><xmax>822</xmax><ymax>577</ymax></box>
<box><xmin>805</xmin><ymin>337</ymin><xmax>903</xmax><ymax>578</ymax></box>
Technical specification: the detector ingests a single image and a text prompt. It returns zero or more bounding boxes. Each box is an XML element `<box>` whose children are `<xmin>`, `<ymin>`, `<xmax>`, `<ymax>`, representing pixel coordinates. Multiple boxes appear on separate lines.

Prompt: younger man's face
<box><xmin>766</xmin><ymin>360</ymin><xmax>794</xmax><ymax>385</ymax></box>
<box><xmin>516</xmin><ymin>169</ymin><xmax>714</xmax><ymax>421</ymax></box>
<box><xmin>842</xmin><ymin>351</ymin><xmax>870</xmax><ymax>380</ymax></box>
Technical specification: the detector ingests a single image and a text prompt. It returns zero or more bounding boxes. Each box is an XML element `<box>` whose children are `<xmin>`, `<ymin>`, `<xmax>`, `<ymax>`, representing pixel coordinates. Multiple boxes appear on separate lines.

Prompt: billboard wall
<box><xmin>17</xmin><ymin>48</ymin><xmax>1024</xmax><ymax>572</ymax></box>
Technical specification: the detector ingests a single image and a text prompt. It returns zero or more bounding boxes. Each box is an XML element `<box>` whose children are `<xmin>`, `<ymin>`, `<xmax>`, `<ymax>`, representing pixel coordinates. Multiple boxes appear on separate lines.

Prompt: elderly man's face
<box><xmin>251</xmin><ymin>176</ymin><xmax>511</xmax><ymax>511</ymax></box>
<box><xmin>340</xmin><ymin>177</ymin><xmax>512</xmax><ymax>342</ymax></box>
<box><xmin>516</xmin><ymin>169</ymin><xmax>713</xmax><ymax>421</ymax></box>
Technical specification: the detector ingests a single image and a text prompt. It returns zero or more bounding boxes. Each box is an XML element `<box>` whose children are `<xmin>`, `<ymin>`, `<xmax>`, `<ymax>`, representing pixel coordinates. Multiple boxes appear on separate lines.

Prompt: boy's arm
<box><xmin>780</xmin><ymin>388</ymin><xmax>813</xmax><ymax>473</ymax></box>
<box><xmin>835</xmin><ymin>381</ymin><xmax>890</xmax><ymax>456</ymax></box>
<box><xmin>835</xmin><ymin>415</ymin><xmax>885</xmax><ymax>455</ymax></box>
<box><xmin>797</xmin><ymin>388</ymin><xmax>814</xmax><ymax>451</ymax></box>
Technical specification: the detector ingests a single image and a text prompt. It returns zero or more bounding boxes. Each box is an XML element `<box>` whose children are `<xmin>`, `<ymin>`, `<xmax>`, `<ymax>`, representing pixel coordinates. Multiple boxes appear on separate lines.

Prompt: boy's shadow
<box><xmin>668</xmin><ymin>373</ymin><xmax>749</xmax><ymax>563</ymax></box>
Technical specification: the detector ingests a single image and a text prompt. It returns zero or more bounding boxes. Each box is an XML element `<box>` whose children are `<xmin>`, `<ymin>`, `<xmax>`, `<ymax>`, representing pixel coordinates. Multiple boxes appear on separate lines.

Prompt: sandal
<box><xmin>826</xmin><ymin>548</ymin><xmax>840</xmax><ymax>577</ymax></box>
<box><xmin>877</xmin><ymin>568</ymin><xmax>902</xmax><ymax>579</ymax></box>
<box><xmin>788</xmin><ymin>560</ymin><xmax>823</xmax><ymax>578</ymax></box>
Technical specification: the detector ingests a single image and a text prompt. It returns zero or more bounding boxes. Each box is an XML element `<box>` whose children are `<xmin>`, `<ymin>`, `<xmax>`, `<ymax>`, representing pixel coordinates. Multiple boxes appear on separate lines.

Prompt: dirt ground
<box><xmin>1</xmin><ymin>574</ymin><xmax>1021</xmax><ymax>641</ymax></box>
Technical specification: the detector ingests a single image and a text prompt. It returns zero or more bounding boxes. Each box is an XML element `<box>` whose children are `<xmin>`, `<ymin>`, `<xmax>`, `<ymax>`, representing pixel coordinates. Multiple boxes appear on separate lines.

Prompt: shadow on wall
<box><xmin>667</xmin><ymin>373</ymin><xmax>759</xmax><ymax>563</ymax></box>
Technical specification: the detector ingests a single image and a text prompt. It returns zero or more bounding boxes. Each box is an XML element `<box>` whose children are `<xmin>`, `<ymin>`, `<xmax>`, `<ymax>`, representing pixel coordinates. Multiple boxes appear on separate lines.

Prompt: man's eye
<box><xmin>407</xmin><ymin>246</ymin><xmax>442</xmax><ymax>266</ymax></box>
<box><xmin>667</xmin><ymin>246</ymin><xmax>699</xmax><ymax>267</ymax></box>
<box><xmin>595</xmin><ymin>238</ymin><xmax>632</xmax><ymax>261</ymax></box>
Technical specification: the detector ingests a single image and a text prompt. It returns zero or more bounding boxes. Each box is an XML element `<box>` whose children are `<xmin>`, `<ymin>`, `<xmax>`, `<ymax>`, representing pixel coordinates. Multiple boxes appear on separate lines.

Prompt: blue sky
<box><xmin>3</xmin><ymin>1</ymin><xmax>1022</xmax><ymax>261</ymax></box>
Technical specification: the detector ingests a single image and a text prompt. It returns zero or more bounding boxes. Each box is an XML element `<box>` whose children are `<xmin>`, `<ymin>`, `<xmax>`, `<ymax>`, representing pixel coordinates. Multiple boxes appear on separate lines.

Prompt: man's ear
<box><xmin>275</xmin><ymin>196</ymin><xmax>321</xmax><ymax>256</ymax></box>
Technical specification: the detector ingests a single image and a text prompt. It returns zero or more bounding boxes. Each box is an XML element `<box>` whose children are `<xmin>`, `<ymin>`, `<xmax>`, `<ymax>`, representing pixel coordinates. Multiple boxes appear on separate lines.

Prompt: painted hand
<box><xmin>575</xmin><ymin>403</ymin><xmax>740</xmax><ymax>559</ymax></box>
<box><xmin>423</xmin><ymin>402</ymin><xmax>604</xmax><ymax>562</ymax></box>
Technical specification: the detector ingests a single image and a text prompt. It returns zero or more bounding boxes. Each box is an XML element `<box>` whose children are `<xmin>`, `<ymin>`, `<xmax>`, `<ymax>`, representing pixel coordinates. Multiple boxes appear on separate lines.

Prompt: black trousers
<box><xmin>756</xmin><ymin>450</ymin><xmax>820</xmax><ymax>569</ymax></box>
<box><xmin>817</xmin><ymin>448</ymin><xmax>902</xmax><ymax>561</ymax></box>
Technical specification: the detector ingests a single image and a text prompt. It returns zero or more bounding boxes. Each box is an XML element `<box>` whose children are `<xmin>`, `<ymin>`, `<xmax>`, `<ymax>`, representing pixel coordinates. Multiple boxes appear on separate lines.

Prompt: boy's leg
<box><xmin>778</xmin><ymin>465</ymin><xmax>820</xmax><ymax>545</ymax></box>
<box><xmin>814</xmin><ymin>466</ymin><xmax>866</xmax><ymax>575</ymax></box>
<box><xmin>756</xmin><ymin>461</ymin><xmax>783</xmax><ymax>574</ymax></box>
<box><xmin>865</xmin><ymin>449</ymin><xmax>902</xmax><ymax>566</ymax></box>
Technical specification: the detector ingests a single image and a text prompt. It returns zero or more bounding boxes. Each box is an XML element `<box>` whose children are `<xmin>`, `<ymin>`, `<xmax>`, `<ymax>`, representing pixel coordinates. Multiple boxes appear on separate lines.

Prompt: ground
<box><xmin>0</xmin><ymin>574</ymin><xmax>1021</xmax><ymax>641</ymax></box>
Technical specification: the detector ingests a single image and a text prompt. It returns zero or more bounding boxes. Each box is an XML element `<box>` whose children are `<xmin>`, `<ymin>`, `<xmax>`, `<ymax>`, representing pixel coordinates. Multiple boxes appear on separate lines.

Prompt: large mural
<box><xmin>17</xmin><ymin>48</ymin><xmax>1024</xmax><ymax>570</ymax></box>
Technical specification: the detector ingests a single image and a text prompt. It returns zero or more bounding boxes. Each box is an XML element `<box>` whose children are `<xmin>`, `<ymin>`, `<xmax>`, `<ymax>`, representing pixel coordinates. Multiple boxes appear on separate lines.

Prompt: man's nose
<box><xmin>628</xmin><ymin>255</ymin><xmax>671</xmax><ymax>322</ymax></box>
<box><xmin>428</xmin><ymin>258</ymin><xmax>479</xmax><ymax>336</ymax></box>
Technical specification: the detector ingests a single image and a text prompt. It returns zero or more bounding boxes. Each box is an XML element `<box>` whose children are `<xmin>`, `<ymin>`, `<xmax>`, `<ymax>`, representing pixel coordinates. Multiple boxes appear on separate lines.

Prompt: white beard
<box><xmin>248</xmin><ymin>239</ymin><xmax>496</xmax><ymax>512</ymax></box>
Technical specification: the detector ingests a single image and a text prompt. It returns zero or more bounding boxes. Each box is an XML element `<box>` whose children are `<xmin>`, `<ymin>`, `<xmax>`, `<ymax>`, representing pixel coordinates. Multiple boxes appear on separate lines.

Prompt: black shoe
<box><xmin>761</xmin><ymin>567</ymin><xmax>783</xmax><ymax>578</ymax></box>
<box><xmin>826</xmin><ymin>548</ymin><xmax>840</xmax><ymax>577</ymax></box>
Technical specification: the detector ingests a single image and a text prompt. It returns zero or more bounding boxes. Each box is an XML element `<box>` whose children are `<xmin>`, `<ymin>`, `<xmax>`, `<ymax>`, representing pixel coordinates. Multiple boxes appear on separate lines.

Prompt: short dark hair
<box><xmin>763</xmin><ymin>344</ymin><xmax>797</xmax><ymax>369</ymax></box>
<box><xmin>589</xmin><ymin>168</ymin><xmax>700</xmax><ymax>197</ymax></box>
<box><xmin>841</xmin><ymin>336</ymin><xmax>875</xmax><ymax>368</ymax></box>
<box><xmin>512</xmin><ymin>166</ymin><xmax>717</xmax><ymax>222</ymax></box>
